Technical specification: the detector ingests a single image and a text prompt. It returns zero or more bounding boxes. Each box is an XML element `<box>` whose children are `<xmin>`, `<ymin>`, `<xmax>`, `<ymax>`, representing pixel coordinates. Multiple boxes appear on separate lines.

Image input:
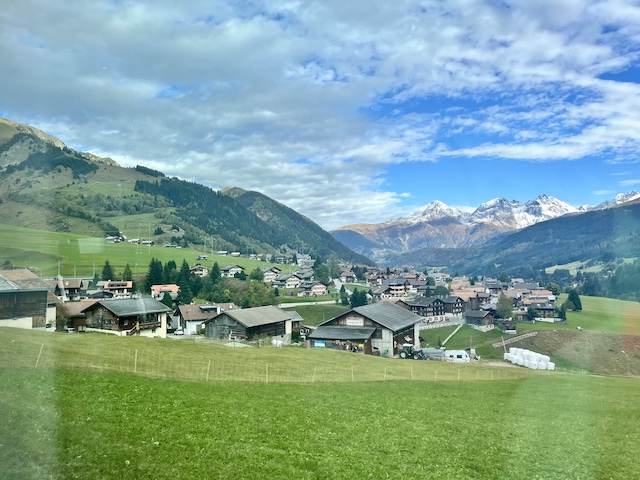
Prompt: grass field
<box><xmin>0</xmin><ymin>224</ymin><xmax>275</xmax><ymax>277</ymax></box>
<box><xmin>2</xmin><ymin>328</ymin><xmax>640</xmax><ymax>479</ymax></box>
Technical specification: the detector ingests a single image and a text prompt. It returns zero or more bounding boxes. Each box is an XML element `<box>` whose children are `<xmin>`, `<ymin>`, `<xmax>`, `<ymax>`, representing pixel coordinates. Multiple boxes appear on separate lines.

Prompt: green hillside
<box><xmin>2</xmin><ymin>328</ymin><xmax>639</xmax><ymax>479</ymax></box>
<box><xmin>0</xmin><ymin>118</ymin><xmax>371</xmax><ymax>265</ymax></box>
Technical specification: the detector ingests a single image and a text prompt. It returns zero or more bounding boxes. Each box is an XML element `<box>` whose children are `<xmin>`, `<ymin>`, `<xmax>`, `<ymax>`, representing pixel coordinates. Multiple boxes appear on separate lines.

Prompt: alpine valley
<box><xmin>332</xmin><ymin>192</ymin><xmax>640</xmax><ymax>273</ymax></box>
<box><xmin>2</xmin><ymin>117</ymin><xmax>640</xmax><ymax>276</ymax></box>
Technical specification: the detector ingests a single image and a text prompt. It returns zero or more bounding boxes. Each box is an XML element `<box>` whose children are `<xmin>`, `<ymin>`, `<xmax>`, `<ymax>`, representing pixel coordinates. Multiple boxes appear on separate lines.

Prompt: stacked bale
<box><xmin>503</xmin><ymin>347</ymin><xmax>555</xmax><ymax>370</ymax></box>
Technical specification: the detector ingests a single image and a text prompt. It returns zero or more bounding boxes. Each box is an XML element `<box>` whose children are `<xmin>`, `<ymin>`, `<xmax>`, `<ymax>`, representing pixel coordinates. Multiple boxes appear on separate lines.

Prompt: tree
<box><xmin>249</xmin><ymin>267</ymin><xmax>264</xmax><ymax>281</ymax></box>
<box><xmin>313</xmin><ymin>264</ymin><xmax>330</xmax><ymax>285</ymax></box>
<box><xmin>209</xmin><ymin>262</ymin><xmax>221</xmax><ymax>285</ymax></box>
<box><xmin>122</xmin><ymin>263</ymin><xmax>133</xmax><ymax>281</ymax></box>
<box><xmin>567</xmin><ymin>289</ymin><xmax>582</xmax><ymax>311</ymax></box>
<box><xmin>433</xmin><ymin>285</ymin><xmax>450</xmax><ymax>297</ymax></box>
<box><xmin>426</xmin><ymin>276</ymin><xmax>436</xmax><ymax>286</ymax></box>
<box><xmin>160</xmin><ymin>292</ymin><xmax>173</xmax><ymax>308</ymax></box>
<box><xmin>339</xmin><ymin>285</ymin><xmax>349</xmax><ymax>305</ymax></box>
<box><xmin>496</xmin><ymin>293</ymin><xmax>513</xmax><ymax>319</ymax></box>
<box><xmin>546</xmin><ymin>282</ymin><xmax>561</xmax><ymax>296</ymax></box>
<box><xmin>291</xmin><ymin>253</ymin><xmax>298</xmax><ymax>265</ymax></box>
<box><xmin>498</xmin><ymin>271</ymin><xmax>511</xmax><ymax>283</ymax></box>
<box><xmin>144</xmin><ymin>258</ymin><xmax>164</xmax><ymax>294</ymax></box>
<box><xmin>234</xmin><ymin>270</ymin><xmax>247</xmax><ymax>281</ymax></box>
<box><xmin>527</xmin><ymin>306</ymin><xmax>538</xmax><ymax>321</ymax></box>
<box><xmin>327</xmin><ymin>253</ymin><xmax>341</xmax><ymax>280</ymax></box>
<box><xmin>350</xmin><ymin>288</ymin><xmax>367</xmax><ymax>308</ymax></box>
<box><xmin>101</xmin><ymin>260</ymin><xmax>115</xmax><ymax>281</ymax></box>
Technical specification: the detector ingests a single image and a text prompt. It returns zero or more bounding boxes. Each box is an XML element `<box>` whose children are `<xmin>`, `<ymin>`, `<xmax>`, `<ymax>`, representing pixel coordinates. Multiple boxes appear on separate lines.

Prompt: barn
<box><xmin>204</xmin><ymin>305</ymin><xmax>299</xmax><ymax>343</ymax></box>
<box><xmin>309</xmin><ymin>302</ymin><xmax>424</xmax><ymax>356</ymax></box>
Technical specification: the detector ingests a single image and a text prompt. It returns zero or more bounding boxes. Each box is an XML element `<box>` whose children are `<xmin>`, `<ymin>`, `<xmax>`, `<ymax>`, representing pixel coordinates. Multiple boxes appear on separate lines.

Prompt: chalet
<box><xmin>176</xmin><ymin>304</ymin><xmax>220</xmax><ymax>334</ymax></box>
<box><xmin>442</xmin><ymin>296</ymin><xmax>466</xmax><ymax>318</ymax></box>
<box><xmin>103</xmin><ymin>280</ymin><xmax>133</xmax><ymax>299</ymax></box>
<box><xmin>340</xmin><ymin>270</ymin><xmax>357</xmax><ymax>283</ymax></box>
<box><xmin>405</xmin><ymin>296</ymin><xmax>446</xmax><ymax>323</ymax></box>
<box><xmin>465</xmin><ymin>310</ymin><xmax>495</xmax><ymax>327</ymax></box>
<box><xmin>52</xmin><ymin>277</ymin><xmax>87</xmax><ymax>301</ymax></box>
<box><xmin>298</xmin><ymin>281</ymin><xmax>328</xmax><ymax>297</ymax></box>
<box><xmin>204</xmin><ymin>305</ymin><xmax>298</xmax><ymax>343</ymax></box>
<box><xmin>309</xmin><ymin>302</ymin><xmax>424</xmax><ymax>356</ymax></box>
<box><xmin>273</xmin><ymin>274</ymin><xmax>302</xmax><ymax>289</ymax></box>
<box><xmin>150</xmin><ymin>284</ymin><xmax>180</xmax><ymax>300</ymax></box>
<box><xmin>220</xmin><ymin>265</ymin><xmax>245</xmax><ymax>278</ymax></box>
<box><xmin>373</xmin><ymin>278</ymin><xmax>411</xmax><ymax>299</ymax></box>
<box><xmin>82</xmin><ymin>298</ymin><xmax>171</xmax><ymax>338</ymax></box>
<box><xmin>189</xmin><ymin>264</ymin><xmax>209</xmax><ymax>277</ymax></box>
<box><xmin>261</xmin><ymin>267</ymin><xmax>282</xmax><ymax>283</ymax></box>
<box><xmin>0</xmin><ymin>269</ymin><xmax>51</xmax><ymax>329</ymax></box>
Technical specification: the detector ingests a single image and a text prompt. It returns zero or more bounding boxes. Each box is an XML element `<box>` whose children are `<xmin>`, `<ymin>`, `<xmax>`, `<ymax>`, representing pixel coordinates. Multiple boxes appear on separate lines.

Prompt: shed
<box><xmin>204</xmin><ymin>305</ymin><xmax>298</xmax><ymax>342</ymax></box>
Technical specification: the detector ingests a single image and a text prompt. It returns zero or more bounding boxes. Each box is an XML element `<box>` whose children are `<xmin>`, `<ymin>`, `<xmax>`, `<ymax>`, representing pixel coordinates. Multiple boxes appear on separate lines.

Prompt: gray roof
<box><xmin>82</xmin><ymin>298</ymin><xmax>171</xmax><ymax>316</ymax></box>
<box><xmin>215</xmin><ymin>305</ymin><xmax>296</xmax><ymax>328</ymax></box>
<box><xmin>465</xmin><ymin>310</ymin><xmax>492</xmax><ymax>318</ymax></box>
<box><xmin>309</xmin><ymin>326</ymin><xmax>376</xmax><ymax>341</ymax></box>
<box><xmin>330</xmin><ymin>302</ymin><xmax>422</xmax><ymax>332</ymax></box>
<box><xmin>0</xmin><ymin>269</ymin><xmax>51</xmax><ymax>291</ymax></box>
<box><xmin>407</xmin><ymin>296</ymin><xmax>444</xmax><ymax>307</ymax></box>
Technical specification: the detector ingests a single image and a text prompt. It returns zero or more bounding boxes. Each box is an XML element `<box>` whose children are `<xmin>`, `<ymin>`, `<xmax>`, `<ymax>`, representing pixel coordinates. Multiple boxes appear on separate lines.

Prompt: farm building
<box><xmin>204</xmin><ymin>305</ymin><xmax>300</xmax><ymax>343</ymax></box>
<box><xmin>309</xmin><ymin>302</ymin><xmax>424</xmax><ymax>356</ymax></box>
<box><xmin>0</xmin><ymin>269</ymin><xmax>52</xmax><ymax>329</ymax></box>
<box><xmin>175</xmin><ymin>304</ymin><xmax>220</xmax><ymax>335</ymax></box>
<box><xmin>81</xmin><ymin>298</ymin><xmax>171</xmax><ymax>338</ymax></box>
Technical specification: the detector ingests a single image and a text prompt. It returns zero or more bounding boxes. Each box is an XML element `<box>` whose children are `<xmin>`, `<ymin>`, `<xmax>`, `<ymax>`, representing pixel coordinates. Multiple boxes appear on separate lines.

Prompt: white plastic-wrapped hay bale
<box><xmin>528</xmin><ymin>361</ymin><xmax>538</xmax><ymax>370</ymax></box>
<box><xmin>511</xmin><ymin>355</ymin><xmax>518</xmax><ymax>364</ymax></box>
<box><xmin>524</xmin><ymin>359</ymin><xmax>530</xmax><ymax>368</ymax></box>
<box><xmin>530</xmin><ymin>352</ymin><xmax>542</xmax><ymax>363</ymax></box>
<box><xmin>547</xmin><ymin>362</ymin><xmax>556</xmax><ymax>371</ymax></box>
<box><xmin>504</xmin><ymin>352</ymin><xmax>511</xmax><ymax>361</ymax></box>
<box><xmin>514</xmin><ymin>348</ymin><xmax>523</xmax><ymax>357</ymax></box>
<box><xmin>538</xmin><ymin>362</ymin><xmax>548</xmax><ymax>370</ymax></box>
<box><xmin>516</xmin><ymin>357</ymin><xmax>524</xmax><ymax>366</ymax></box>
<box><xmin>540</xmin><ymin>355</ymin><xmax>550</xmax><ymax>363</ymax></box>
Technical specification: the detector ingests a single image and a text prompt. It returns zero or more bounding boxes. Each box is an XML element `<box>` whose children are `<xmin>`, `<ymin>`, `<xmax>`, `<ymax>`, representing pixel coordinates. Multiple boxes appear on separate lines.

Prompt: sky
<box><xmin>2</xmin><ymin>0</ymin><xmax>640</xmax><ymax>230</ymax></box>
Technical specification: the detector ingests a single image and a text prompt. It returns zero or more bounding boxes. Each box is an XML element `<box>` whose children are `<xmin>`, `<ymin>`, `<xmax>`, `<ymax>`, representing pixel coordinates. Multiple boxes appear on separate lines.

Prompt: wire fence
<box><xmin>0</xmin><ymin>333</ymin><xmax>595</xmax><ymax>385</ymax></box>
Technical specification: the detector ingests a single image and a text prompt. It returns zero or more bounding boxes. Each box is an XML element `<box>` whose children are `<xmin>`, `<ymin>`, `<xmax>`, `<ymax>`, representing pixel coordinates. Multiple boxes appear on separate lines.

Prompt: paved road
<box><xmin>278</xmin><ymin>300</ymin><xmax>336</xmax><ymax>308</ymax></box>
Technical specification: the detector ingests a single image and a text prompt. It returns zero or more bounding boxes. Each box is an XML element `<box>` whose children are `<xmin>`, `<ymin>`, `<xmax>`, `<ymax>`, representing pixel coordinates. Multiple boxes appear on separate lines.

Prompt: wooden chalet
<box><xmin>81</xmin><ymin>298</ymin><xmax>171</xmax><ymax>338</ymax></box>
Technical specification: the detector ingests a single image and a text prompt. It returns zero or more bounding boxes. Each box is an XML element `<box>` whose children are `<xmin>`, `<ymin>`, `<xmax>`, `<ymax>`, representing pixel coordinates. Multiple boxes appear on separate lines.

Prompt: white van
<box><xmin>444</xmin><ymin>350</ymin><xmax>470</xmax><ymax>363</ymax></box>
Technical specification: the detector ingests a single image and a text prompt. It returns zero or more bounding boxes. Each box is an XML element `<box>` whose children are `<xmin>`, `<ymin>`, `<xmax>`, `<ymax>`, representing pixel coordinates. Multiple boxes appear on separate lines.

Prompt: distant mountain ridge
<box><xmin>332</xmin><ymin>192</ymin><xmax>640</xmax><ymax>262</ymax></box>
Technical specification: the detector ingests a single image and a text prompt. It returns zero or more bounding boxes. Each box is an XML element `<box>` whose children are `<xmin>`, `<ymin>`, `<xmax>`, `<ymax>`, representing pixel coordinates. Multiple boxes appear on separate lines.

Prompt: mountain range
<box><xmin>2</xmin><ymin>116</ymin><xmax>639</xmax><ymax>276</ymax></box>
<box><xmin>332</xmin><ymin>192</ymin><xmax>640</xmax><ymax>263</ymax></box>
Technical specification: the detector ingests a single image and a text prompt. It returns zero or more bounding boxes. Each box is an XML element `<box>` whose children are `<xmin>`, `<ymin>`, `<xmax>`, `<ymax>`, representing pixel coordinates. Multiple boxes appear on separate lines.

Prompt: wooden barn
<box><xmin>0</xmin><ymin>269</ymin><xmax>50</xmax><ymax>329</ymax></box>
<box><xmin>204</xmin><ymin>305</ymin><xmax>299</xmax><ymax>342</ymax></box>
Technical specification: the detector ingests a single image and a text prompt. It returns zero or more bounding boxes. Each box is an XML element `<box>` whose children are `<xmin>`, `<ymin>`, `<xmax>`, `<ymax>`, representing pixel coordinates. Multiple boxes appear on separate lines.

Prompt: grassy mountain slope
<box><xmin>0</xmin><ymin>118</ymin><xmax>371</xmax><ymax>264</ymax></box>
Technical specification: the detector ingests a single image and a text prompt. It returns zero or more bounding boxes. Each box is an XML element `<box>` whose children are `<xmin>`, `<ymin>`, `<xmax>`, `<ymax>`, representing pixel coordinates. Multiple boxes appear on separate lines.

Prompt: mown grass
<box><xmin>2</xmin><ymin>328</ymin><xmax>640</xmax><ymax>479</ymax></box>
<box><xmin>0</xmin><ymin>224</ymin><xmax>274</xmax><ymax>277</ymax></box>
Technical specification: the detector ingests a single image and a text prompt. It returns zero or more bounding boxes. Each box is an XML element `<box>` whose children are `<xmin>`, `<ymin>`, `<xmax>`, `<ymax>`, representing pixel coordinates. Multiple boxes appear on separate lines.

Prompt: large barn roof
<box><xmin>322</xmin><ymin>302</ymin><xmax>422</xmax><ymax>332</ymax></box>
<box><xmin>215</xmin><ymin>305</ymin><xmax>296</xmax><ymax>328</ymax></box>
<box><xmin>82</xmin><ymin>298</ymin><xmax>171</xmax><ymax>316</ymax></box>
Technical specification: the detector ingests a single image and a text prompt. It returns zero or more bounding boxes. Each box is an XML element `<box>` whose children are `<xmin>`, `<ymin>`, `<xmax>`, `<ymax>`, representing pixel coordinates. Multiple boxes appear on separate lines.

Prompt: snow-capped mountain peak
<box><xmin>594</xmin><ymin>190</ymin><xmax>640</xmax><ymax>210</ymax></box>
<box><xmin>403</xmin><ymin>200</ymin><xmax>468</xmax><ymax>224</ymax></box>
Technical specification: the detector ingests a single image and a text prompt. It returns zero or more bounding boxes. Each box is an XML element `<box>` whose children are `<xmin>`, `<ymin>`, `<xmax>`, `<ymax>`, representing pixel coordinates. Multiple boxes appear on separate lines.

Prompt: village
<box><xmin>0</xmin><ymin>253</ymin><xmax>564</xmax><ymax>361</ymax></box>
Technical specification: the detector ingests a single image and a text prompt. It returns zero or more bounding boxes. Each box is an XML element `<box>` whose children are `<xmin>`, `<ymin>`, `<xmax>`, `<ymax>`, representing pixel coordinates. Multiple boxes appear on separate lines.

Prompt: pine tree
<box><xmin>144</xmin><ymin>258</ymin><xmax>164</xmax><ymax>294</ymax></box>
<box><xmin>567</xmin><ymin>289</ymin><xmax>582</xmax><ymax>311</ymax></box>
<box><xmin>101</xmin><ymin>260</ymin><xmax>115</xmax><ymax>281</ymax></box>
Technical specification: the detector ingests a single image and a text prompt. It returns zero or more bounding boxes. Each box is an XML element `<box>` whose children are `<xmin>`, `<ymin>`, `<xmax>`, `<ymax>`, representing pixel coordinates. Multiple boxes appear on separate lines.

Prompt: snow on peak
<box><xmin>404</xmin><ymin>200</ymin><xmax>467</xmax><ymax>224</ymax></box>
<box><xmin>594</xmin><ymin>190</ymin><xmax>640</xmax><ymax>210</ymax></box>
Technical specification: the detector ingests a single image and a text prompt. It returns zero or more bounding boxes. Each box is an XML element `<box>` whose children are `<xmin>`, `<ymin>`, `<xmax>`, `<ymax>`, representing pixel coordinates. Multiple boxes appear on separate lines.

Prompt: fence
<box><xmin>0</xmin><ymin>332</ymin><xmax>588</xmax><ymax>385</ymax></box>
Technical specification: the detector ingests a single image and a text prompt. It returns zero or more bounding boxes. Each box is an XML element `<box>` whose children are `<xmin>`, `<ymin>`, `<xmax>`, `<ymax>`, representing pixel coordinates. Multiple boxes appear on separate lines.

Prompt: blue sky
<box><xmin>1</xmin><ymin>0</ymin><xmax>640</xmax><ymax>229</ymax></box>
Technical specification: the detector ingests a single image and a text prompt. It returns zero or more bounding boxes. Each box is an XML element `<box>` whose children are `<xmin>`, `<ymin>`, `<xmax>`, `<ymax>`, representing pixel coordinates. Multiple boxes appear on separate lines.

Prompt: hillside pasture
<box><xmin>0</xmin><ymin>225</ymin><xmax>274</xmax><ymax>277</ymax></box>
<box><xmin>1</xmin><ymin>328</ymin><xmax>640</xmax><ymax>479</ymax></box>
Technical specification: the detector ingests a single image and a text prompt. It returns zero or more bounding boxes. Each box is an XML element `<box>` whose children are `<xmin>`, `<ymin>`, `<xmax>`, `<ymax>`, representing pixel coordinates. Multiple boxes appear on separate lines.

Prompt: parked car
<box><xmin>173</xmin><ymin>329</ymin><xmax>184</xmax><ymax>336</ymax></box>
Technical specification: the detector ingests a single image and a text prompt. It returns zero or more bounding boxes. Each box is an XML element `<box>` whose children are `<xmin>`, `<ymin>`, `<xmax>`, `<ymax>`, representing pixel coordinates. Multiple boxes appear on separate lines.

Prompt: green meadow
<box><xmin>0</xmin><ymin>224</ymin><xmax>273</xmax><ymax>277</ymax></box>
<box><xmin>2</xmin><ymin>328</ymin><xmax>640</xmax><ymax>480</ymax></box>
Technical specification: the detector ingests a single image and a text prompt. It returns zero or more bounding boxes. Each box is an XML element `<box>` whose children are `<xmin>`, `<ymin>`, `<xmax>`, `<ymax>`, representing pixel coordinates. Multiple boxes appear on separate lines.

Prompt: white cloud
<box><xmin>2</xmin><ymin>0</ymin><xmax>640</xmax><ymax>229</ymax></box>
